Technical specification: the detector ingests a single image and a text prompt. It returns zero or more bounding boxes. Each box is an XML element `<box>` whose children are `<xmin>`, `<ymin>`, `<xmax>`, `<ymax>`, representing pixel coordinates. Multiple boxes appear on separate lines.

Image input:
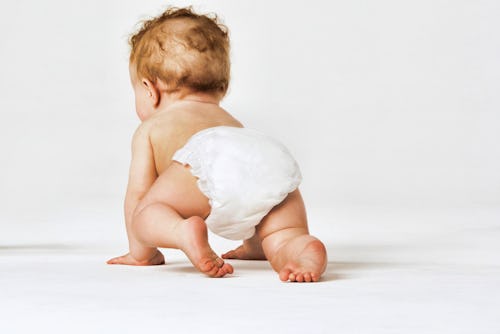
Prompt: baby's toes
<box><xmin>295</xmin><ymin>273</ymin><xmax>304</xmax><ymax>282</ymax></box>
<box><xmin>199</xmin><ymin>258</ymin><xmax>215</xmax><ymax>273</ymax></box>
<box><xmin>215</xmin><ymin>257</ymin><xmax>225</xmax><ymax>268</ymax></box>
<box><xmin>205</xmin><ymin>263</ymin><xmax>219</xmax><ymax>277</ymax></box>
<box><xmin>304</xmin><ymin>272</ymin><xmax>312</xmax><ymax>282</ymax></box>
<box><xmin>215</xmin><ymin>264</ymin><xmax>232</xmax><ymax>278</ymax></box>
<box><xmin>279</xmin><ymin>268</ymin><xmax>292</xmax><ymax>282</ymax></box>
<box><xmin>213</xmin><ymin>261</ymin><xmax>233</xmax><ymax>278</ymax></box>
<box><xmin>222</xmin><ymin>262</ymin><xmax>234</xmax><ymax>275</ymax></box>
<box><xmin>207</xmin><ymin>258</ymin><xmax>229</xmax><ymax>277</ymax></box>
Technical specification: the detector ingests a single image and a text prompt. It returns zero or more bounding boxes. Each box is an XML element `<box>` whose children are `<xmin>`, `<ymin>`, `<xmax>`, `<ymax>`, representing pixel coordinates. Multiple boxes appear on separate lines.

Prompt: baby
<box><xmin>107</xmin><ymin>6</ymin><xmax>327</xmax><ymax>282</ymax></box>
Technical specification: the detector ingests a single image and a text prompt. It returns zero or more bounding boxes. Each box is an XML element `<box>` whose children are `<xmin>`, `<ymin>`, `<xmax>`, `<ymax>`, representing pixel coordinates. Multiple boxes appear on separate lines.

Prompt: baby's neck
<box><xmin>160</xmin><ymin>90</ymin><xmax>222</xmax><ymax>109</ymax></box>
<box><xmin>182</xmin><ymin>94</ymin><xmax>221</xmax><ymax>105</ymax></box>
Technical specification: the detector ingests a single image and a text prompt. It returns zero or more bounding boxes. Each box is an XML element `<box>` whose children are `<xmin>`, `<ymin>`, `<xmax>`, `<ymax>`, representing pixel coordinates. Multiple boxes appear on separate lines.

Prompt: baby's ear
<box><xmin>142</xmin><ymin>79</ymin><xmax>160</xmax><ymax>106</ymax></box>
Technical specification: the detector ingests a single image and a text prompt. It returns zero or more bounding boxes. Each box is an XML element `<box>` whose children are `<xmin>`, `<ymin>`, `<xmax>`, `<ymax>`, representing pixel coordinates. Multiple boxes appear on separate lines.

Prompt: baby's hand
<box><xmin>107</xmin><ymin>250</ymin><xmax>165</xmax><ymax>266</ymax></box>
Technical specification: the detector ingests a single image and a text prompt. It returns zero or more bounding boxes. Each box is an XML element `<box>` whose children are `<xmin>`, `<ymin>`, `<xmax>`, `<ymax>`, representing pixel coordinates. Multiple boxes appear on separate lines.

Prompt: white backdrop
<box><xmin>0</xmin><ymin>0</ymin><xmax>498</xmax><ymax>240</ymax></box>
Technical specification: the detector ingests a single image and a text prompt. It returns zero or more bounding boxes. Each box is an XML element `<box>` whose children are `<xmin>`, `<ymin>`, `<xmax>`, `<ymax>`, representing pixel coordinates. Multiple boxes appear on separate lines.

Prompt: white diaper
<box><xmin>172</xmin><ymin>126</ymin><xmax>302</xmax><ymax>240</ymax></box>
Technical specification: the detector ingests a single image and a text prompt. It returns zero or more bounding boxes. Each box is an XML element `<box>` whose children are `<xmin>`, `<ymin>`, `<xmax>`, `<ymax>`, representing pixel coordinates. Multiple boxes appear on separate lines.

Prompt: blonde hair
<box><xmin>129</xmin><ymin>6</ymin><xmax>230</xmax><ymax>97</ymax></box>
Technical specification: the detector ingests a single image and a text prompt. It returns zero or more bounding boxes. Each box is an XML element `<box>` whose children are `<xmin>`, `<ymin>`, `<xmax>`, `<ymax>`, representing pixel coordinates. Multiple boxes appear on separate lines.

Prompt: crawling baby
<box><xmin>107</xmin><ymin>6</ymin><xmax>327</xmax><ymax>282</ymax></box>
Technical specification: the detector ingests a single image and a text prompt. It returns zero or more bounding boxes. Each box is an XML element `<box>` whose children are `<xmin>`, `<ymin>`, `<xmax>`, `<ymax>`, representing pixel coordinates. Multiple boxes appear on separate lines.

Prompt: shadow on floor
<box><xmin>162</xmin><ymin>259</ymin><xmax>272</xmax><ymax>275</ymax></box>
<box><xmin>0</xmin><ymin>244</ymin><xmax>78</xmax><ymax>251</ymax></box>
<box><xmin>158</xmin><ymin>259</ymin><xmax>394</xmax><ymax>283</ymax></box>
<box><xmin>323</xmin><ymin>260</ymin><xmax>416</xmax><ymax>281</ymax></box>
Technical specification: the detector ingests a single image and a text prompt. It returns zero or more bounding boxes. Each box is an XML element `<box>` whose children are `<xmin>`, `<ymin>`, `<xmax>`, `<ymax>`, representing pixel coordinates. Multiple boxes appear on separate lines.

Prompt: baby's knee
<box><xmin>131</xmin><ymin>202</ymin><xmax>160</xmax><ymax>233</ymax></box>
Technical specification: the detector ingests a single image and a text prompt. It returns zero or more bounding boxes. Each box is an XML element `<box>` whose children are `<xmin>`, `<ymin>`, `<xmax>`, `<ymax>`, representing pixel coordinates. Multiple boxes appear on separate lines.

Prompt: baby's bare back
<box><xmin>146</xmin><ymin>102</ymin><xmax>243</xmax><ymax>175</ymax></box>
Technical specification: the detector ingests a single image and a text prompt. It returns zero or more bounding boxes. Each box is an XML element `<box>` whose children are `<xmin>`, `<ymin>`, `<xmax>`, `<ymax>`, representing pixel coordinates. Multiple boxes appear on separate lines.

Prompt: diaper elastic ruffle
<box><xmin>172</xmin><ymin>126</ymin><xmax>302</xmax><ymax>240</ymax></box>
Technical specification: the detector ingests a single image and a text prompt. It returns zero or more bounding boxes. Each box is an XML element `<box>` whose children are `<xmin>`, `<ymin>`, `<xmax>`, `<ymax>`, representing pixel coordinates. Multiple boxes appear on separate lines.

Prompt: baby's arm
<box><xmin>107</xmin><ymin>124</ymin><xmax>163</xmax><ymax>265</ymax></box>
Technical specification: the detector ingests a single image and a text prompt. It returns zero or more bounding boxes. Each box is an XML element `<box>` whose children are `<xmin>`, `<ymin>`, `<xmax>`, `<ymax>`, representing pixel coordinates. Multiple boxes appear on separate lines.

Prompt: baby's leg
<box><xmin>256</xmin><ymin>189</ymin><xmax>327</xmax><ymax>282</ymax></box>
<box><xmin>131</xmin><ymin>162</ymin><xmax>233</xmax><ymax>278</ymax></box>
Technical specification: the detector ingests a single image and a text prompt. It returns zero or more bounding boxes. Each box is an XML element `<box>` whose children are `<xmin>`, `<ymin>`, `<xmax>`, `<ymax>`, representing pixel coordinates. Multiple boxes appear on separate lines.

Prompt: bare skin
<box><xmin>222</xmin><ymin>234</ymin><xmax>266</xmax><ymax>260</ymax></box>
<box><xmin>107</xmin><ymin>66</ymin><xmax>327</xmax><ymax>281</ymax></box>
<box><xmin>224</xmin><ymin>189</ymin><xmax>327</xmax><ymax>282</ymax></box>
<box><xmin>107</xmin><ymin>249</ymin><xmax>165</xmax><ymax>266</ymax></box>
<box><xmin>108</xmin><ymin>158</ymin><xmax>235</xmax><ymax>278</ymax></box>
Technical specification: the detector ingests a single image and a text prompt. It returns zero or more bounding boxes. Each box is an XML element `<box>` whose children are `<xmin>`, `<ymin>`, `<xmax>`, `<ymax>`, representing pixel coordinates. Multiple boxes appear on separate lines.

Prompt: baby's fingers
<box><xmin>106</xmin><ymin>256</ymin><xmax>122</xmax><ymax>264</ymax></box>
<box><xmin>107</xmin><ymin>254</ymin><xmax>131</xmax><ymax>265</ymax></box>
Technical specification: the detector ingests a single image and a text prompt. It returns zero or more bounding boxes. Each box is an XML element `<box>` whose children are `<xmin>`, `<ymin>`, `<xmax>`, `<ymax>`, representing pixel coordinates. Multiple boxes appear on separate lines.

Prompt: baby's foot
<box><xmin>274</xmin><ymin>236</ymin><xmax>327</xmax><ymax>283</ymax></box>
<box><xmin>181</xmin><ymin>216</ymin><xmax>234</xmax><ymax>278</ymax></box>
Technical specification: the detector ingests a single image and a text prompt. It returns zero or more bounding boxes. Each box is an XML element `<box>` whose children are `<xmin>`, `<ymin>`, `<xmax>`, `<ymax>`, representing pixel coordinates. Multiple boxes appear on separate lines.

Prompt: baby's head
<box><xmin>129</xmin><ymin>6</ymin><xmax>230</xmax><ymax>119</ymax></box>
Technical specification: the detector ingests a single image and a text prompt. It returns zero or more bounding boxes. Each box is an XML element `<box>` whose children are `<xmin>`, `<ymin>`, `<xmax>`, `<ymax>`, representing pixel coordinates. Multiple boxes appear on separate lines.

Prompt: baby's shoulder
<box><xmin>132</xmin><ymin>116</ymin><xmax>158</xmax><ymax>139</ymax></box>
<box><xmin>130</xmin><ymin>114</ymin><xmax>173</xmax><ymax>147</ymax></box>
<box><xmin>146</xmin><ymin>111</ymin><xmax>192</xmax><ymax>150</ymax></box>
<box><xmin>128</xmin><ymin>120</ymin><xmax>154</xmax><ymax>154</ymax></box>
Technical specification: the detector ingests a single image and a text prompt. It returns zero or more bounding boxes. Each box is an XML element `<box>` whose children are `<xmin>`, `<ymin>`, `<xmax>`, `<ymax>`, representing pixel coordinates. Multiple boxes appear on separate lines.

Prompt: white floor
<box><xmin>1</xmin><ymin>207</ymin><xmax>499</xmax><ymax>334</ymax></box>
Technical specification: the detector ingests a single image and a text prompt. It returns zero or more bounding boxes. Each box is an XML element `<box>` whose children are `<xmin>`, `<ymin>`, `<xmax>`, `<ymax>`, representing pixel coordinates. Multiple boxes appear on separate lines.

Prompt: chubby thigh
<box><xmin>136</xmin><ymin>161</ymin><xmax>211</xmax><ymax>219</ymax></box>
